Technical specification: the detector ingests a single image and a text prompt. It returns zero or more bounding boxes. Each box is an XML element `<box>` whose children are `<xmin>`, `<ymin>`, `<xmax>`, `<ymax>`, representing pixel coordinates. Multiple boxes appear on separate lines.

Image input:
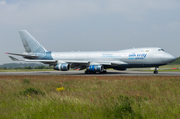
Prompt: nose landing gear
<box><xmin>154</xmin><ymin>67</ymin><xmax>159</xmax><ymax>74</ymax></box>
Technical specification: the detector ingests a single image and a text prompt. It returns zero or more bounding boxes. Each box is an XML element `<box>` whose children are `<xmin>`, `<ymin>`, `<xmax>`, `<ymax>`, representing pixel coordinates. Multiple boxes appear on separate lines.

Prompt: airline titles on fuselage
<box><xmin>102</xmin><ymin>53</ymin><xmax>147</xmax><ymax>60</ymax></box>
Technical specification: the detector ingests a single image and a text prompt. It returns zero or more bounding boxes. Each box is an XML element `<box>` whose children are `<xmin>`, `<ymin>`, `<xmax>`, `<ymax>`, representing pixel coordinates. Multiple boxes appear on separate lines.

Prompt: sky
<box><xmin>0</xmin><ymin>0</ymin><xmax>180</xmax><ymax>64</ymax></box>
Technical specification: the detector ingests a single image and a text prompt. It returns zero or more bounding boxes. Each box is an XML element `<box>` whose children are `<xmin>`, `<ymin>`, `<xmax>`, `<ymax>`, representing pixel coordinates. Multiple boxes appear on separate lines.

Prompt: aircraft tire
<box><xmin>85</xmin><ymin>70</ymin><xmax>89</xmax><ymax>74</ymax></box>
<box><xmin>101</xmin><ymin>70</ymin><xmax>107</xmax><ymax>74</ymax></box>
<box><xmin>154</xmin><ymin>71</ymin><xmax>158</xmax><ymax>74</ymax></box>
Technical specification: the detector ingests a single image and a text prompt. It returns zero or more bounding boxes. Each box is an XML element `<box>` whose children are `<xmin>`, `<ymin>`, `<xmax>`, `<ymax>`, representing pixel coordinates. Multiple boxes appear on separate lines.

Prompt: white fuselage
<box><xmin>38</xmin><ymin>47</ymin><xmax>176</xmax><ymax>69</ymax></box>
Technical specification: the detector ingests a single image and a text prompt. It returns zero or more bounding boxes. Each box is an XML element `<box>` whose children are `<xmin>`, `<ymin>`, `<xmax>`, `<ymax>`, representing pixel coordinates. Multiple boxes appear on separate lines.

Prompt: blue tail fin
<box><xmin>19</xmin><ymin>30</ymin><xmax>47</xmax><ymax>53</ymax></box>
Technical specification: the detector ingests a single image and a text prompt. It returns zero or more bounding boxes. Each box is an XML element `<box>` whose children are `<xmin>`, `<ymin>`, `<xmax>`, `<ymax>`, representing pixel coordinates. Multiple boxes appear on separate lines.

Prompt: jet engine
<box><xmin>54</xmin><ymin>63</ymin><xmax>70</xmax><ymax>71</ymax></box>
<box><xmin>113</xmin><ymin>68</ymin><xmax>127</xmax><ymax>71</ymax></box>
<box><xmin>88</xmin><ymin>65</ymin><xmax>104</xmax><ymax>72</ymax></box>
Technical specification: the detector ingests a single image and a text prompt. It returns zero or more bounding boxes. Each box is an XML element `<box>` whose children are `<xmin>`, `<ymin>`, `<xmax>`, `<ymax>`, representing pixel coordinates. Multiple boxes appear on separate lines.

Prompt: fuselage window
<box><xmin>158</xmin><ymin>49</ymin><xmax>165</xmax><ymax>51</ymax></box>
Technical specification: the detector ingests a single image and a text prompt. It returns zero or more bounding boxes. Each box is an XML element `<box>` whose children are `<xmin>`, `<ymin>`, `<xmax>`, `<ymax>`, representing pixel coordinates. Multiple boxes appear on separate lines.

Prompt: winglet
<box><xmin>9</xmin><ymin>56</ymin><xmax>20</xmax><ymax>61</ymax></box>
<box><xmin>5</xmin><ymin>52</ymin><xmax>9</xmax><ymax>54</ymax></box>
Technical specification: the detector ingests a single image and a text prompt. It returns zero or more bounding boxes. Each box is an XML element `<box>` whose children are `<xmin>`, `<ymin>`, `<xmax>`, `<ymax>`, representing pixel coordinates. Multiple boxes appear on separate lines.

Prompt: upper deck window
<box><xmin>158</xmin><ymin>49</ymin><xmax>164</xmax><ymax>51</ymax></box>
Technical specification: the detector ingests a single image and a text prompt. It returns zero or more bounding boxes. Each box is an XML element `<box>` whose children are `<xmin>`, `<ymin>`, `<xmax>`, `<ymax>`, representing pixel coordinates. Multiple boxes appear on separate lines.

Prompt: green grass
<box><xmin>144</xmin><ymin>69</ymin><xmax>180</xmax><ymax>72</ymax></box>
<box><xmin>160</xmin><ymin>64</ymin><xmax>180</xmax><ymax>68</ymax></box>
<box><xmin>1</xmin><ymin>75</ymin><xmax>180</xmax><ymax>118</ymax></box>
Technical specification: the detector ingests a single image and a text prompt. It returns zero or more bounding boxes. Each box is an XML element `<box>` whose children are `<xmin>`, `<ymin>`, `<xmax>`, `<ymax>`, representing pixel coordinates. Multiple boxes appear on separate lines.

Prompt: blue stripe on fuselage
<box><xmin>43</xmin><ymin>52</ymin><xmax>53</xmax><ymax>60</ymax></box>
<box><xmin>35</xmin><ymin>52</ymin><xmax>53</xmax><ymax>60</ymax></box>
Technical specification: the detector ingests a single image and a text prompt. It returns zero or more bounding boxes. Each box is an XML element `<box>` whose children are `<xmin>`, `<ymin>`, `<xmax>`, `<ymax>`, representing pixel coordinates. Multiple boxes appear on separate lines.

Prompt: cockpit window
<box><xmin>158</xmin><ymin>49</ymin><xmax>165</xmax><ymax>51</ymax></box>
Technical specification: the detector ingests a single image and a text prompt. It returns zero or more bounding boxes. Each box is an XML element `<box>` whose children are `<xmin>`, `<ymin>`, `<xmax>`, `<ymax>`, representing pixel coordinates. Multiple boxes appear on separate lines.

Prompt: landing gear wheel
<box><xmin>85</xmin><ymin>70</ymin><xmax>89</xmax><ymax>74</ymax></box>
<box><xmin>101</xmin><ymin>70</ymin><xmax>107</xmax><ymax>74</ymax></box>
<box><xmin>103</xmin><ymin>70</ymin><xmax>107</xmax><ymax>73</ymax></box>
<box><xmin>154</xmin><ymin>71</ymin><xmax>158</xmax><ymax>74</ymax></box>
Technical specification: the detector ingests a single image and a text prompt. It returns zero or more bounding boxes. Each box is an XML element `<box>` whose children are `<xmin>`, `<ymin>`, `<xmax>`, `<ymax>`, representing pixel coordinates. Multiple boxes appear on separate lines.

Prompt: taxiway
<box><xmin>0</xmin><ymin>70</ymin><xmax>180</xmax><ymax>76</ymax></box>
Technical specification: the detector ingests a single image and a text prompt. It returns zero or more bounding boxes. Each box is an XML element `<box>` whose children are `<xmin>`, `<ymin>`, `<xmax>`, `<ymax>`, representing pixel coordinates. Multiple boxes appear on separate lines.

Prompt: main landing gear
<box><xmin>154</xmin><ymin>67</ymin><xmax>158</xmax><ymax>74</ymax></box>
<box><xmin>85</xmin><ymin>70</ymin><xmax>96</xmax><ymax>74</ymax></box>
<box><xmin>84</xmin><ymin>70</ymin><xmax>107</xmax><ymax>74</ymax></box>
<box><xmin>102</xmin><ymin>70</ymin><xmax>107</xmax><ymax>74</ymax></box>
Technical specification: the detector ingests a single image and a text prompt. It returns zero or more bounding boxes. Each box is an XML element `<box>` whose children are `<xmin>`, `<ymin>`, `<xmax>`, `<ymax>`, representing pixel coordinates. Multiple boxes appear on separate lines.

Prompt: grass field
<box><xmin>0</xmin><ymin>75</ymin><xmax>180</xmax><ymax>119</ymax></box>
<box><xmin>144</xmin><ymin>69</ymin><xmax>180</xmax><ymax>72</ymax></box>
<box><xmin>160</xmin><ymin>64</ymin><xmax>180</xmax><ymax>68</ymax></box>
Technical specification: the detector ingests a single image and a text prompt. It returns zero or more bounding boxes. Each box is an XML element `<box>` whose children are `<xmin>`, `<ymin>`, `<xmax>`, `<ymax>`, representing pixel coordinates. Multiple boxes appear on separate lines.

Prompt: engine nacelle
<box><xmin>88</xmin><ymin>65</ymin><xmax>104</xmax><ymax>72</ymax></box>
<box><xmin>113</xmin><ymin>68</ymin><xmax>127</xmax><ymax>71</ymax></box>
<box><xmin>54</xmin><ymin>63</ymin><xmax>70</xmax><ymax>71</ymax></box>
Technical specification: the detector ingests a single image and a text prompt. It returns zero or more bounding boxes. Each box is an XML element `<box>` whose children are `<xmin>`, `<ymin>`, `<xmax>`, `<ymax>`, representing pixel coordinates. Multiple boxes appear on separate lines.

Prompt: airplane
<box><xmin>6</xmin><ymin>30</ymin><xmax>176</xmax><ymax>74</ymax></box>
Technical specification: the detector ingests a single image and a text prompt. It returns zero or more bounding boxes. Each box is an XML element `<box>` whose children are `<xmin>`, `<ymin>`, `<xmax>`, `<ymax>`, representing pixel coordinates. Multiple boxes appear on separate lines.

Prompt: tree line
<box><xmin>169</xmin><ymin>56</ymin><xmax>180</xmax><ymax>65</ymax></box>
<box><xmin>0</xmin><ymin>63</ymin><xmax>53</xmax><ymax>69</ymax></box>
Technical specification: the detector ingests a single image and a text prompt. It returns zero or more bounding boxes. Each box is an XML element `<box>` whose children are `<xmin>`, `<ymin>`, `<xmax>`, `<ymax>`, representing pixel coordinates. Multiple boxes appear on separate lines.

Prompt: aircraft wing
<box><xmin>8</xmin><ymin>56</ymin><xmax>128</xmax><ymax>70</ymax></box>
<box><xmin>25</xmin><ymin>60</ymin><xmax>56</xmax><ymax>63</ymax></box>
<box><xmin>8</xmin><ymin>56</ymin><xmax>89</xmax><ymax>64</ymax></box>
<box><xmin>68</xmin><ymin>60</ymin><xmax>128</xmax><ymax>70</ymax></box>
<box><xmin>8</xmin><ymin>56</ymin><xmax>128</xmax><ymax>65</ymax></box>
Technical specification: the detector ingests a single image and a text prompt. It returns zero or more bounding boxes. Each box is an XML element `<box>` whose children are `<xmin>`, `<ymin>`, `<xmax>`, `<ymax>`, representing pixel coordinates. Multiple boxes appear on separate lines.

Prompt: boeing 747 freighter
<box><xmin>6</xmin><ymin>30</ymin><xmax>176</xmax><ymax>74</ymax></box>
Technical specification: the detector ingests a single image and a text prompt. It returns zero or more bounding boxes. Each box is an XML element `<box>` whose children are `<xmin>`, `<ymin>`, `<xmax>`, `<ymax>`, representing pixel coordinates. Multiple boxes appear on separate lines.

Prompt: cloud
<box><xmin>0</xmin><ymin>0</ymin><xmax>180</xmax><ymax>25</ymax></box>
<box><xmin>0</xmin><ymin>0</ymin><xmax>102</xmax><ymax>25</ymax></box>
<box><xmin>1</xmin><ymin>0</ymin><xmax>180</xmax><ymax>64</ymax></box>
<box><xmin>0</xmin><ymin>1</ymin><xmax>6</xmax><ymax>5</ymax></box>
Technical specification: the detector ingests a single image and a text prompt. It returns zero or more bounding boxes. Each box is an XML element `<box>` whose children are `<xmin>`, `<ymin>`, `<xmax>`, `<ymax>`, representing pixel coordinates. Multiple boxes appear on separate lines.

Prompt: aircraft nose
<box><xmin>162</xmin><ymin>53</ymin><xmax>176</xmax><ymax>64</ymax></box>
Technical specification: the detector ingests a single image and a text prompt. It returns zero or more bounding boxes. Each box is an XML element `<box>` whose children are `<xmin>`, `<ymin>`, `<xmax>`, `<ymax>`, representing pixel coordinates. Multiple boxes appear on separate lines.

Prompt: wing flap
<box><xmin>66</xmin><ymin>61</ymin><xmax>89</xmax><ymax>64</ymax></box>
<box><xmin>89</xmin><ymin>61</ymin><xmax>128</xmax><ymax>66</ymax></box>
<box><xmin>111</xmin><ymin>61</ymin><xmax>128</xmax><ymax>66</ymax></box>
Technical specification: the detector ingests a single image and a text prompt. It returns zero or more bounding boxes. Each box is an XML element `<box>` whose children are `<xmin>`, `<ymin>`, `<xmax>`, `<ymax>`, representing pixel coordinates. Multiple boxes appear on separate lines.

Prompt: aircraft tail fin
<box><xmin>19</xmin><ymin>30</ymin><xmax>47</xmax><ymax>53</ymax></box>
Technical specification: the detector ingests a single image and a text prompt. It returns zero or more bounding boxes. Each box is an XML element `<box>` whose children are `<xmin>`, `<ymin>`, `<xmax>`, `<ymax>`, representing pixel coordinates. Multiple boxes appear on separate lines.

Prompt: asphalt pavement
<box><xmin>0</xmin><ymin>70</ymin><xmax>180</xmax><ymax>76</ymax></box>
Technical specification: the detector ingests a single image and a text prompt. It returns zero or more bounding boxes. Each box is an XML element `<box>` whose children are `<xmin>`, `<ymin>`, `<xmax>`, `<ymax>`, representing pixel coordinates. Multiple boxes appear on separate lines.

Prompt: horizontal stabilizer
<box><xmin>6</xmin><ymin>52</ymin><xmax>38</xmax><ymax>58</ymax></box>
<box><xmin>9</xmin><ymin>56</ymin><xmax>21</xmax><ymax>61</ymax></box>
